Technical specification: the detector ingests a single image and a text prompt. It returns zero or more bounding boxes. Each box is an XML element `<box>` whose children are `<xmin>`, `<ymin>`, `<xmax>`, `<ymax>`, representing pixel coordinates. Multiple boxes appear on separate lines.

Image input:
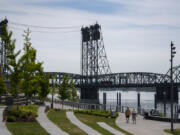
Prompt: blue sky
<box><xmin>29</xmin><ymin>0</ymin><xmax>122</xmax><ymax>14</ymax></box>
<box><xmin>0</xmin><ymin>0</ymin><xmax>180</xmax><ymax>74</ymax></box>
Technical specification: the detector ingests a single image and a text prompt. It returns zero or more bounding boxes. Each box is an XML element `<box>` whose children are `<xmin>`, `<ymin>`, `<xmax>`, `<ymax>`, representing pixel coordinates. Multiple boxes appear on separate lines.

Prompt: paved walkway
<box><xmin>0</xmin><ymin>106</ymin><xmax>12</xmax><ymax>135</ymax></box>
<box><xmin>116</xmin><ymin>113</ymin><xmax>180</xmax><ymax>135</ymax></box>
<box><xmin>36</xmin><ymin>106</ymin><xmax>69</xmax><ymax>135</ymax></box>
<box><xmin>66</xmin><ymin>111</ymin><xmax>102</xmax><ymax>135</ymax></box>
<box><xmin>97</xmin><ymin>122</ymin><xmax>125</xmax><ymax>135</ymax></box>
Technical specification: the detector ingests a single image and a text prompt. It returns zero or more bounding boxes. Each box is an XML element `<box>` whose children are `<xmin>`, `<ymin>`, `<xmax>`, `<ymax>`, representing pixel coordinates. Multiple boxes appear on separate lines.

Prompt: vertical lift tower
<box><xmin>80</xmin><ymin>23</ymin><xmax>111</xmax><ymax>103</ymax></box>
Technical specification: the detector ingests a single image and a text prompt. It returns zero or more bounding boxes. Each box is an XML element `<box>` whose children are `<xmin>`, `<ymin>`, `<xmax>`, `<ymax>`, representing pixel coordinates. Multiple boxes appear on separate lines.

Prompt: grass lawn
<box><xmin>48</xmin><ymin>109</ymin><xmax>87</xmax><ymax>135</ymax></box>
<box><xmin>164</xmin><ymin>129</ymin><xmax>180</xmax><ymax>135</ymax></box>
<box><xmin>6</xmin><ymin>122</ymin><xmax>50</xmax><ymax>135</ymax></box>
<box><xmin>75</xmin><ymin>113</ymin><xmax>133</xmax><ymax>135</ymax></box>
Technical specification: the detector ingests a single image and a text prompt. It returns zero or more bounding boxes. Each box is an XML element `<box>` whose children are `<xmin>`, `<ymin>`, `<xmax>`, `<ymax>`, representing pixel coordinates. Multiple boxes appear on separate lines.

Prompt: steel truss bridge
<box><xmin>46</xmin><ymin>66</ymin><xmax>180</xmax><ymax>102</ymax></box>
<box><xmin>46</xmin><ymin>65</ymin><xmax>180</xmax><ymax>88</ymax></box>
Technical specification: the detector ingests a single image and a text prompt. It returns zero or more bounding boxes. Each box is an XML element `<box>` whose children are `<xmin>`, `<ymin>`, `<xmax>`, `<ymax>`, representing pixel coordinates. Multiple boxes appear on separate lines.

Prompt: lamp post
<box><xmin>51</xmin><ymin>78</ymin><xmax>54</xmax><ymax>109</ymax></box>
<box><xmin>170</xmin><ymin>41</ymin><xmax>176</xmax><ymax>131</ymax></box>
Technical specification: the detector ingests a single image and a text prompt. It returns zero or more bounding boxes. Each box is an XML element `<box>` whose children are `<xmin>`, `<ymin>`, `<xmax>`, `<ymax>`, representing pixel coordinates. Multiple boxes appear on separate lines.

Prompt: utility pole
<box><xmin>170</xmin><ymin>41</ymin><xmax>176</xmax><ymax>131</ymax></box>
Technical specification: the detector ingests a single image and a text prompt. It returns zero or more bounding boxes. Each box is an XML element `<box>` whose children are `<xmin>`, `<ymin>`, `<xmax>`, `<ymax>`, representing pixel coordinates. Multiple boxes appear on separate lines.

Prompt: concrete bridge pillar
<box><xmin>116</xmin><ymin>92</ymin><xmax>121</xmax><ymax>112</ymax></box>
<box><xmin>116</xmin><ymin>92</ymin><xmax>119</xmax><ymax>111</ymax></box>
<box><xmin>163</xmin><ymin>91</ymin><xmax>167</xmax><ymax>116</ymax></box>
<box><xmin>80</xmin><ymin>87</ymin><xmax>99</xmax><ymax>104</ymax></box>
<box><xmin>137</xmin><ymin>92</ymin><xmax>141</xmax><ymax>113</ymax></box>
<box><xmin>154</xmin><ymin>93</ymin><xmax>157</xmax><ymax>110</ymax></box>
<box><xmin>103</xmin><ymin>92</ymin><xmax>106</xmax><ymax>111</ymax></box>
<box><xmin>119</xmin><ymin>92</ymin><xmax>121</xmax><ymax>111</ymax></box>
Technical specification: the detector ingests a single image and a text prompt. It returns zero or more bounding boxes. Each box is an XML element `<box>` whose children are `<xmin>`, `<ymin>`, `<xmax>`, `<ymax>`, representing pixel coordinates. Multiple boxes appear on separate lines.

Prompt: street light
<box><xmin>170</xmin><ymin>41</ymin><xmax>176</xmax><ymax>131</ymax></box>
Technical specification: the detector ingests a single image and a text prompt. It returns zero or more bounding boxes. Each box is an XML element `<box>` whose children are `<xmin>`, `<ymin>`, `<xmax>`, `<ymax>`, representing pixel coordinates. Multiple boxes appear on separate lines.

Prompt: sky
<box><xmin>0</xmin><ymin>0</ymin><xmax>180</xmax><ymax>74</ymax></box>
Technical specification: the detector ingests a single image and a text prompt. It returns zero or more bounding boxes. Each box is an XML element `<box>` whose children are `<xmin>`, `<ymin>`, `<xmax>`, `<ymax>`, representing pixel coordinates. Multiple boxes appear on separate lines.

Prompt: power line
<box><xmin>9</xmin><ymin>21</ymin><xmax>81</xmax><ymax>30</ymax></box>
<box><xmin>9</xmin><ymin>26</ymin><xmax>80</xmax><ymax>34</ymax></box>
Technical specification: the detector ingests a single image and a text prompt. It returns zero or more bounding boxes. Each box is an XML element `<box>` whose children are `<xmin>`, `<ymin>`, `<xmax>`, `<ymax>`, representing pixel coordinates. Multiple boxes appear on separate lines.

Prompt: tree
<box><xmin>70</xmin><ymin>79</ymin><xmax>77</xmax><ymax>101</ymax></box>
<box><xmin>37</xmin><ymin>71</ymin><xmax>50</xmax><ymax>101</ymax></box>
<box><xmin>0</xmin><ymin>75</ymin><xmax>6</xmax><ymax>95</ymax></box>
<box><xmin>0</xmin><ymin>24</ymin><xmax>22</xmax><ymax>109</ymax></box>
<box><xmin>58</xmin><ymin>74</ymin><xmax>71</xmax><ymax>109</ymax></box>
<box><xmin>20</xmin><ymin>28</ymin><xmax>45</xmax><ymax>100</ymax></box>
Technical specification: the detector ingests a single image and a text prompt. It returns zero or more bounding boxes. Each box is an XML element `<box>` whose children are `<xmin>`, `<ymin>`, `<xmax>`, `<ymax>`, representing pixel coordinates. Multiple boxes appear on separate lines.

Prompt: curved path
<box><xmin>116</xmin><ymin>113</ymin><xmax>180</xmax><ymax>135</ymax></box>
<box><xmin>66</xmin><ymin>111</ymin><xmax>102</xmax><ymax>135</ymax></box>
<box><xmin>0</xmin><ymin>106</ymin><xmax>12</xmax><ymax>135</ymax></box>
<box><xmin>37</xmin><ymin>106</ymin><xmax>69</xmax><ymax>135</ymax></box>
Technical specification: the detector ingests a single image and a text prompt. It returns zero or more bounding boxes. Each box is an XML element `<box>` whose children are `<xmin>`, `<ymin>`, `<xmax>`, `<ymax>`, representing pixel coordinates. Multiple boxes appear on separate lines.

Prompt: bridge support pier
<box><xmin>137</xmin><ymin>92</ymin><xmax>141</xmax><ymax>113</ymax></box>
<box><xmin>119</xmin><ymin>92</ymin><xmax>121</xmax><ymax>111</ymax></box>
<box><xmin>154</xmin><ymin>93</ymin><xmax>157</xmax><ymax>110</ymax></box>
<box><xmin>156</xmin><ymin>86</ymin><xmax>178</xmax><ymax>102</ymax></box>
<box><xmin>103</xmin><ymin>92</ymin><xmax>106</xmax><ymax>111</ymax></box>
<box><xmin>80</xmin><ymin>87</ymin><xmax>99</xmax><ymax>104</ymax></box>
<box><xmin>163</xmin><ymin>91</ymin><xmax>167</xmax><ymax>116</ymax></box>
<box><xmin>116</xmin><ymin>92</ymin><xmax>118</xmax><ymax>111</ymax></box>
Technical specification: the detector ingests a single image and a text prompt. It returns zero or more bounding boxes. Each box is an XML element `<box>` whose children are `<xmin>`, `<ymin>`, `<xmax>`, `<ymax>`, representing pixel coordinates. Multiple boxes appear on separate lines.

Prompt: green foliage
<box><xmin>159</xmin><ymin>112</ymin><xmax>166</xmax><ymax>118</ymax></box>
<box><xmin>20</xmin><ymin>29</ymin><xmax>49</xmax><ymax>100</ymax></box>
<box><xmin>0</xmin><ymin>23</ymin><xmax>21</xmax><ymax>99</ymax></box>
<box><xmin>49</xmin><ymin>74</ymin><xmax>57</xmax><ymax>100</ymax></box>
<box><xmin>37</xmin><ymin>72</ymin><xmax>50</xmax><ymax>100</ymax></box>
<box><xmin>70</xmin><ymin>79</ymin><xmax>78</xmax><ymax>101</ymax></box>
<box><xmin>0</xmin><ymin>26</ymin><xmax>49</xmax><ymax>103</ymax></box>
<box><xmin>164</xmin><ymin>129</ymin><xmax>180</xmax><ymax>135</ymax></box>
<box><xmin>6</xmin><ymin>105</ymin><xmax>38</xmax><ymax>122</ymax></box>
<box><xmin>58</xmin><ymin>74</ymin><xmax>78</xmax><ymax>107</ymax></box>
<box><xmin>0</xmin><ymin>76</ymin><xmax>6</xmax><ymax>95</ymax></box>
<box><xmin>74</xmin><ymin>109</ymin><xmax>118</xmax><ymax>118</ymax></box>
<box><xmin>58</xmin><ymin>74</ymin><xmax>71</xmax><ymax>100</ymax></box>
<box><xmin>7</xmin><ymin>115</ymin><xmax>16</xmax><ymax>122</ymax></box>
<box><xmin>50</xmin><ymin>74</ymin><xmax>57</xmax><ymax>94</ymax></box>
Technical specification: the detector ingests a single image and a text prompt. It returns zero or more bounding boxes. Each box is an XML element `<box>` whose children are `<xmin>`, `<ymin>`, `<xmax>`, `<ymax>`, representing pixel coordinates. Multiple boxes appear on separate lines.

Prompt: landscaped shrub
<box><xmin>74</xmin><ymin>109</ymin><xmax>118</xmax><ymax>118</ymax></box>
<box><xmin>6</xmin><ymin>105</ymin><xmax>38</xmax><ymax>122</ymax></box>
<box><xmin>7</xmin><ymin>115</ymin><xmax>16</xmax><ymax>122</ymax></box>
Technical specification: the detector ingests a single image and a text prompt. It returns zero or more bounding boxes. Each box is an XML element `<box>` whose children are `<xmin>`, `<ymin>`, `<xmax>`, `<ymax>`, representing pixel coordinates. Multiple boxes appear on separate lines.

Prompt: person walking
<box><xmin>125</xmin><ymin>107</ymin><xmax>131</xmax><ymax>123</ymax></box>
<box><xmin>132</xmin><ymin>109</ymin><xmax>137</xmax><ymax>124</ymax></box>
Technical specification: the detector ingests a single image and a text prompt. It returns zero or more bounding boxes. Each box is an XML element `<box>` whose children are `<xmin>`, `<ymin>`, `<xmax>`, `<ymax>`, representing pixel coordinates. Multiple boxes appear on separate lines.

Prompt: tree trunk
<box><xmin>16</xmin><ymin>95</ymin><xmax>19</xmax><ymax>110</ymax></box>
<box><xmin>51</xmin><ymin>93</ymin><xmax>54</xmax><ymax>109</ymax></box>
<box><xmin>62</xmin><ymin>100</ymin><xmax>64</xmax><ymax>110</ymax></box>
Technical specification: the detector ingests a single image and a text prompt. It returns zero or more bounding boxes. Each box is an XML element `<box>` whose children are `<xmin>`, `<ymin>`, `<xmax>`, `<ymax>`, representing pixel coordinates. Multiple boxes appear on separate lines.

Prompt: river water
<box><xmin>99</xmin><ymin>89</ymin><xmax>180</xmax><ymax>117</ymax></box>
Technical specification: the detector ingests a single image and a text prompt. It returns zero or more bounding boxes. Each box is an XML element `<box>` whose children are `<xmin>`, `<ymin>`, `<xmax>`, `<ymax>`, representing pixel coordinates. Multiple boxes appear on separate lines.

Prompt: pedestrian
<box><xmin>125</xmin><ymin>107</ymin><xmax>131</xmax><ymax>123</ymax></box>
<box><xmin>132</xmin><ymin>109</ymin><xmax>137</xmax><ymax>124</ymax></box>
